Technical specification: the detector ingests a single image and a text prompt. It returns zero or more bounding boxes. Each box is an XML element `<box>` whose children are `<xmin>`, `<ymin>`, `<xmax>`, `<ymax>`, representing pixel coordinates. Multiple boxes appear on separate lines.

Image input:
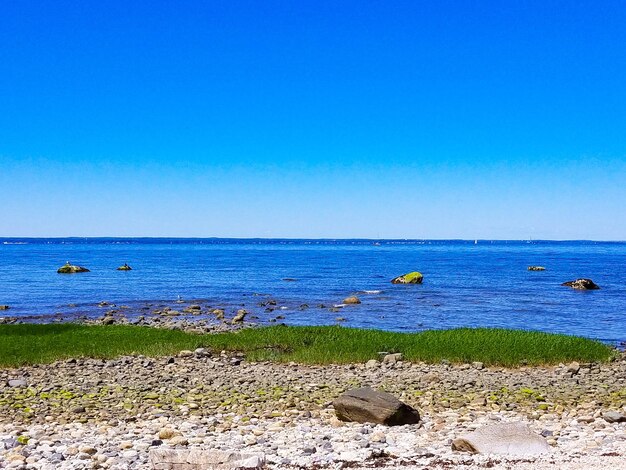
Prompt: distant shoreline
<box><xmin>2</xmin><ymin>237</ymin><xmax>626</xmax><ymax>244</ymax></box>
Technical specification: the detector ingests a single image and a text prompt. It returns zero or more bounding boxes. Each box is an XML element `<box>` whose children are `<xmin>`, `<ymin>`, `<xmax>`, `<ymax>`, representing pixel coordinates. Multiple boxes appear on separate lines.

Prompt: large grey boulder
<box><xmin>149</xmin><ymin>449</ymin><xmax>265</xmax><ymax>469</ymax></box>
<box><xmin>333</xmin><ymin>387</ymin><xmax>420</xmax><ymax>426</ymax></box>
<box><xmin>452</xmin><ymin>422</ymin><xmax>550</xmax><ymax>456</ymax></box>
<box><xmin>603</xmin><ymin>411</ymin><xmax>626</xmax><ymax>423</ymax></box>
<box><xmin>561</xmin><ymin>278</ymin><xmax>600</xmax><ymax>290</ymax></box>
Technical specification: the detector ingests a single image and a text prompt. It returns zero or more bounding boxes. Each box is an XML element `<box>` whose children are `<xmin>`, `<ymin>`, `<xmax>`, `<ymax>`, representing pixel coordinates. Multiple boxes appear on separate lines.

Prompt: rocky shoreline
<box><xmin>1</xmin><ymin>344</ymin><xmax>625</xmax><ymax>469</ymax></box>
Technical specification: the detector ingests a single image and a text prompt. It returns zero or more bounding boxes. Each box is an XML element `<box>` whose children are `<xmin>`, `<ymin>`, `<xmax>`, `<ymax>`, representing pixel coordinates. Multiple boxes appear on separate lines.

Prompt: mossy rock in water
<box><xmin>528</xmin><ymin>266</ymin><xmax>546</xmax><ymax>271</ymax></box>
<box><xmin>117</xmin><ymin>264</ymin><xmax>132</xmax><ymax>271</ymax></box>
<box><xmin>57</xmin><ymin>263</ymin><xmax>90</xmax><ymax>274</ymax></box>
<box><xmin>391</xmin><ymin>272</ymin><xmax>423</xmax><ymax>284</ymax></box>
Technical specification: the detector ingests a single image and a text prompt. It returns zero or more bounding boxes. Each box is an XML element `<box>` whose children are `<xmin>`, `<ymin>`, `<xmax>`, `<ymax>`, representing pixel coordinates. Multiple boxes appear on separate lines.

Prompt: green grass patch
<box><xmin>0</xmin><ymin>324</ymin><xmax>614</xmax><ymax>368</ymax></box>
<box><xmin>0</xmin><ymin>324</ymin><xmax>203</xmax><ymax>367</ymax></box>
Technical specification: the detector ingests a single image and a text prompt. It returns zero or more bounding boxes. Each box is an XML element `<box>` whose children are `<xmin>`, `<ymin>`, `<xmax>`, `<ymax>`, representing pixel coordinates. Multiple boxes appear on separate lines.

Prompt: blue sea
<box><xmin>1</xmin><ymin>238</ymin><xmax>625</xmax><ymax>344</ymax></box>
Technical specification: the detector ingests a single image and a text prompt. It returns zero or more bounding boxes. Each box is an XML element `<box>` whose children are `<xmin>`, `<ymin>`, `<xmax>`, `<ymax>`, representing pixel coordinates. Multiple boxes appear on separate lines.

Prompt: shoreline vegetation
<box><xmin>0</xmin><ymin>324</ymin><xmax>614</xmax><ymax>368</ymax></box>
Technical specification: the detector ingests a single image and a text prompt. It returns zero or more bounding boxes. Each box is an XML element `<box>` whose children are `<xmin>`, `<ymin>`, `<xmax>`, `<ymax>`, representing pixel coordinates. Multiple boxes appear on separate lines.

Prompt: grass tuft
<box><xmin>0</xmin><ymin>324</ymin><xmax>614</xmax><ymax>368</ymax></box>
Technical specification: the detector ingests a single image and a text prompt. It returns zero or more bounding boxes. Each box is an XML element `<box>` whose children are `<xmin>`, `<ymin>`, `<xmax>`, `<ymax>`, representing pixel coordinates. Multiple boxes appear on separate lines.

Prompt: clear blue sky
<box><xmin>1</xmin><ymin>1</ymin><xmax>625</xmax><ymax>239</ymax></box>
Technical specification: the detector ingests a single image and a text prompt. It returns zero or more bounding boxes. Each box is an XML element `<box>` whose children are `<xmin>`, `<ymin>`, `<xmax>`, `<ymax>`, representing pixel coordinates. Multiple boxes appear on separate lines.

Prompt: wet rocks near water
<box><xmin>561</xmin><ymin>278</ymin><xmax>600</xmax><ymax>290</ymax></box>
<box><xmin>117</xmin><ymin>263</ymin><xmax>132</xmax><ymax>271</ymax></box>
<box><xmin>333</xmin><ymin>387</ymin><xmax>420</xmax><ymax>426</ymax></box>
<box><xmin>183</xmin><ymin>305</ymin><xmax>203</xmax><ymax>314</ymax></box>
<box><xmin>231</xmin><ymin>309</ymin><xmax>248</xmax><ymax>324</ymax></box>
<box><xmin>528</xmin><ymin>266</ymin><xmax>546</xmax><ymax>271</ymax></box>
<box><xmin>451</xmin><ymin>422</ymin><xmax>551</xmax><ymax>456</ymax></box>
<box><xmin>390</xmin><ymin>271</ymin><xmax>423</xmax><ymax>284</ymax></box>
<box><xmin>342</xmin><ymin>296</ymin><xmax>361</xmax><ymax>305</ymax></box>
<box><xmin>57</xmin><ymin>262</ymin><xmax>90</xmax><ymax>274</ymax></box>
<box><xmin>211</xmin><ymin>309</ymin><xmax>225</xmax><ymax>320</ymax></box>
<box><xmin>0</xmin><ymin>305</ymin><xmax>9</xmax><ymax>310</ymax></box>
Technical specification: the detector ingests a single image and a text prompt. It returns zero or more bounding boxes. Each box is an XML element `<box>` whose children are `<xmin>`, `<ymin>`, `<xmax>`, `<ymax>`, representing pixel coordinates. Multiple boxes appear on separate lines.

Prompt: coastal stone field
<box><xmin>1</xmin><ymin>349</ymin><xmax>625</xmax><ymax>469</ymax></box>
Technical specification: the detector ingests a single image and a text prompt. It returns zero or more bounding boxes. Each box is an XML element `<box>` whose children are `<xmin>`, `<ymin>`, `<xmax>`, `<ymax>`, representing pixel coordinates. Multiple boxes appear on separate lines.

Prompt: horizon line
<box><xmin>1</xmin><ymin>236</ymin><xmax>625</xmax><ymax>243</ymax></box>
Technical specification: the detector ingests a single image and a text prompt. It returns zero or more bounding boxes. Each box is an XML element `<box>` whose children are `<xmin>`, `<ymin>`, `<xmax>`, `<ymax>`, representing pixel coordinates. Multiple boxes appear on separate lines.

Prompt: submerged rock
<box><xmin>391</xmin><ymin>271</ymin><xmax>423</xmax><ymax>284</ymax></box>
<box><xmin>528</xmin><ymin>266</ymin><xmax>546</xmax><ymax>271</ymax></box>
<box><xmin>342</xmin><ymin>296</ymin><xmax>361</xmax><ymax>305</ymax></box>
<box><xmin>561</xmin><ymin>278</ymin><xmax>600</xmax><ymax>290</ymax></box>
<box><xmin>117</xmin><ymin>263</ymin><xmax>132</xmax><ymax>271</ymax></box>
<box><xmin>333</xmin><ymin>387</ymin><xmax>420</xmax><ymax>426</ymax></box>
<box><xmin>57</xmin><ymin>262</ymin><xmax>90</xmax><ymax>274</ymax></box>
<box><xmin>452</xmin><ymin>422</ymin><xmax>550</xmax><ymax>456</ymax></box>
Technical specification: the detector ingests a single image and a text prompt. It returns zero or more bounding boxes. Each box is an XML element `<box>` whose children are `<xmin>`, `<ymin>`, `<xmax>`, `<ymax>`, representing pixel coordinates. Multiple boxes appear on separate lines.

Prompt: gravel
<box><xmin>1</xmin><ymin>348</ymin><xmax>625</xmax><ymax>469</ymax></box>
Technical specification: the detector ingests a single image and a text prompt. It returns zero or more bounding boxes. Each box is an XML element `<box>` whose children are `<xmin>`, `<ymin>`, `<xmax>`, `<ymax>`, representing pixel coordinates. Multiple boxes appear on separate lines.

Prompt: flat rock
<box><xmin>342</xmin><ymin>296</ymin><xmax>361</xmax><ymax>305</ymax></box>
<box><xmin>528</xmin><ymin>266</ymin><xmax>546</xmax><ymax>271</ymax></box>
<box><xmin>8</xmin><ymin>379</ymin><xmax>28</xmax><ymax>388</ymax></box>
<box><xmin>452</xmin><ymin>422</ymin><xmax>551</xmax><ymax>456</ymax></box>
<box><xmin>333</xmin><ymin>387</ymin><xmax>420</xmax><ymax>426</ymax></box>
<box><xmin>149</xmin><ymin>449</ymin><xmax>265</xmax><ymax>469</ymax></box>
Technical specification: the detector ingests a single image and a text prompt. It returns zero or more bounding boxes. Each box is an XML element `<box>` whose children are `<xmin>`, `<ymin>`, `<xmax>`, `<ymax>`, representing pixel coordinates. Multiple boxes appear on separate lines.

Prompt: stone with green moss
<box><xmin>391</xmin><ymin>271</ymin><xmax>423</xmax><ymax>284</ymax></box>
<box><xmin>57</xmin><ymin>262</ymin><xmax>90</xmax><ymax>274</ymax></box>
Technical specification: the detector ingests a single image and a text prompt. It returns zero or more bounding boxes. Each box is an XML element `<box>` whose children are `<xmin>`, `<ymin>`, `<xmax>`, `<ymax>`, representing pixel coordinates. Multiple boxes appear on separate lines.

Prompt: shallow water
<box><xmin>1</xmin><ymin>238</ymin><xmax>625</xmax><ymax>343</ymax></box>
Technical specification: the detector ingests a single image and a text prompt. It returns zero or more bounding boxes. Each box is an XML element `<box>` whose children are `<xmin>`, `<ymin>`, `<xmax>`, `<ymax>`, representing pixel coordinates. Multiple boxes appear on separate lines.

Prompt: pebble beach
<box><xmin>2</xmin><ymin>342</ymin><xmax>625</xmax><ymax>469</ymax></box>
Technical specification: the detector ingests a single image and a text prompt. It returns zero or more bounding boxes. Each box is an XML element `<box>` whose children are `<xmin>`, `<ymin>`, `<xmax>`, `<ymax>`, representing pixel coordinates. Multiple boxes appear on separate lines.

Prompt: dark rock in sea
<box><xmin>333</xmin><ymin>387</ymin><xmax>420</xmax><ymax>426</ymax></box>
<box><xmin>528</xmin><ymin>266</ymin><xmax>546</xmax><ymax>271</ymax></box>
<box><xmin>282</xmin><ymin>278</ymin><xmax>297</xmax><ymax>282</ymax></box>
<box><xmin>117</xmin><ymin>263</ymin><xmax>132</xmax><ymax>271</ymax></box>
<box><xmin>391</xmin><ymin>271</ymin><xmax>423</xmax><ymax>284</ymax></box>
<box><xmin>342</xmin><ymin>296</ymin><xmax>361</xmax><ymax>305</ymax></box>
<box><xmin>57</xmin><ymin>262</ymin><xmax>90</xmax><ymax>274</ymax></box>
<box><xmin>0</xmin><ymin>305</ymin><xmax>9</xmax><ymax>310</ymax></box>
<box><xmin>561</xmin><ymin>279</ymin><xmax>600</xmax><ymax>290</ymax></box>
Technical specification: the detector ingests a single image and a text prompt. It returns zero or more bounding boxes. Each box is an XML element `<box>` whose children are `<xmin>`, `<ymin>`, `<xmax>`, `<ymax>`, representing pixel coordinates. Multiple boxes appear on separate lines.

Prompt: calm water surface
<box><xmin>1</xmin><ymin>239</ymin><xmax>624</xmax><ymax>343</ymax></box>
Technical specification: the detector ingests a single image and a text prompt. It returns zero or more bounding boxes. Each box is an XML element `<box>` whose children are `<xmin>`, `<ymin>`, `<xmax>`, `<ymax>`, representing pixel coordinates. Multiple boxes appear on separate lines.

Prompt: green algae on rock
<box><xmin>57</xmin><ymin>262</ymin><xmax>90</xmax><ymax>274</ymax></box>
<box><xmin>116</xmin><ymin>264</ymin><xmax>132</xmax><ymax>271</ymax></box>
<box><xmin>391</xmin><ymin>271</ymin><xmax>423</xmax><ymax>284</ymax></box>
